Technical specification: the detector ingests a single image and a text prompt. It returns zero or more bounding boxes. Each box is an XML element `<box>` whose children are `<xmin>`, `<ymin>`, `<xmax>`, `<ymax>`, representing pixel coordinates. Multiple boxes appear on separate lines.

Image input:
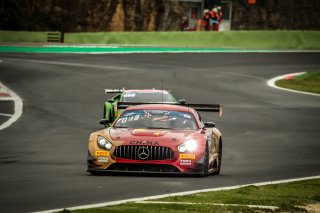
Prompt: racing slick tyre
<box><xmin>88</xmin><ymin>171</ymin><xmax>100</xmax><ymax>176</ymax></box>
<box><xmin>109</xmin><ymin>108</ymin><xmax>115</xmax><ymax>123</ymax></box>
<box><xmin>87</xmin><ymin>151</ymin><xmax>100</xmax><ymax>176</ymax></box>
<box><xmin>103</xmin><ymin>105</ymin><xmax>107</xmax><ymax>119</ymax></box>
<box><xmin>200</xmin><ymin>143</ymin><xmax>209</xmax><ymax>177</ymax></box>
<box><xmin>213</xmin><ymin>138</ymin><xmax>222</xmax><ymax>175</ymax></box>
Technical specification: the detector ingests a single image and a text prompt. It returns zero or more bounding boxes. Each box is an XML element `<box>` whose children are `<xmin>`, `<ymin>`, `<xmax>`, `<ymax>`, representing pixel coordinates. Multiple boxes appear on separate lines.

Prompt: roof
<box><xmin>126</xmin><ymin>104</ymin><xmax>195</xmax><ymax>113</ymax></box>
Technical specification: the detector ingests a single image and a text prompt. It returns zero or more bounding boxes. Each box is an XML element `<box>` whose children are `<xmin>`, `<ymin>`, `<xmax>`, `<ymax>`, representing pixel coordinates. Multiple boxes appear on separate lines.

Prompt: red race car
<box><xmin>87</xmin><ymin>103</ymin><xmax>222</xmax><ymax>176</ymax></box>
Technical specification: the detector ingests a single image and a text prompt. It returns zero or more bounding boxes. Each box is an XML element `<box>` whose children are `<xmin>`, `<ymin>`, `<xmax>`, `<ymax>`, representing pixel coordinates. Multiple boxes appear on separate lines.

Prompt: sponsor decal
<box><xmin>130</xmin><ymin>141</ymin><xmax>160</xmax><ymax>146</ymax></box>
<box><xmin>180</xmin><ymin>159</ymin><xmax>192</xmax><ymax>165</ymax></box>
<box><xmin>148</xmin><ymin>110</ymin><xmax>169</xmax><ymax>114</ymax></box>
<box><xmin>123</xmin><ymin>112</ymin><xmax>136</xmax><ymax>117</ymax></box>
<box><xmin>95</xmin><ymin>151</ymin><xmax>110</xmax><ymax>156</ymax></box>
<box><xmin>180</xmin><ymin>154</ymin><xmax>196</xmax><ymax>160</ymax></box>
<box><xmin>183</xmin><ymin>114</ymin><xmax>191</xmax><ymax>119</ymax></box>
<box><xmin>98</xmin><ymin>157</ymin><xmax>109</xmax><ymax>163</ymax></box>
<box><xmin>123</xmin><ymin>93</ymin><xmax>136</xmax><ymax>97</ymax></box>
<box><xmin>118</xmin><ymin>115</ymin><xmax>140</xmax><ymax>123</ymax></box>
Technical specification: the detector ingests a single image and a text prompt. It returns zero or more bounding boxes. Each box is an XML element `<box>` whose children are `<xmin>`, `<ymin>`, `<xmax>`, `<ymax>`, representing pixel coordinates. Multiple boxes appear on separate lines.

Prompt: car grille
<box><xmin>114</xmin><ymin>145</ymin><xmax>174</xmax><ymax>160</ymax></box>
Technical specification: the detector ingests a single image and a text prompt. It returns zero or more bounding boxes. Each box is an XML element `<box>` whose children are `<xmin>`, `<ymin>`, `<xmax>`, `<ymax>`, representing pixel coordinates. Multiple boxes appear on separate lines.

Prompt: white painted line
<box><xmin>42</xmin><ymin>49</ymin><xmax>320</xmax><ymax>54</ymax></box>
<box><xmin>267</xmin><ymin>72</ymin><xmax>320</xmax><ymax>97</ymax></box>
<box><xmin>44</xmin><ymin>45</ymin><xmax>119</xmax><ymax>48</ymax></box>
<box><xmin>136</xmin><ymin>201</ymin><xmax>279</xmax><ymax>211</ymax></box>
<box><xmin>0</xmin><ymin>97</ymin><xmax>15</xmax><ymax>101</ymax></box>
<box><xmin>0</xmin><ymin>82</ymin><xmax>23</xmax><ymax>131</ymax></box>
<box><xmin>0</xmin><ymin>86</ymin><xmax>9</xmax><ymax>93</ymax></box>
<box><xmin>2</xmin><ymin>57</ymin><xmax>140</xmax><ymax>71</ymax></box>
<box><xmin>4</xmin><ymin>49</ymin><xmax>320</xmax><ymax>54</ymax></box>
<box><xmin>34</xmin><ymin>175</ymin><xmax>320</xmax><ymax>213</ymax></box>
<box><xmin>0</xmin><ymin>113</ymin><xmax>12</xmax><ymax>117</ymax></box>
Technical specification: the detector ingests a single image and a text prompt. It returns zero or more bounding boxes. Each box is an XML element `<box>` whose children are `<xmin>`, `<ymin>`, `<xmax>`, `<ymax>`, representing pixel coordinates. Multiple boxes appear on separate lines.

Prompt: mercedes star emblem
<box><xmin>137</xmin><ymin>146</ymin><xmax>150</xmax><ymax>160</ymax></box>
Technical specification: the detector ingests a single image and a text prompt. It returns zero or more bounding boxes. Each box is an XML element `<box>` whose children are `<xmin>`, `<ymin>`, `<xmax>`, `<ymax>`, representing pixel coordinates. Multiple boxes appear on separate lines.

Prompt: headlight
<box><xmin>178</xmin><ymin>139</ymin><xmax>197</xmax><ymax>153</ymax></box>
<box><xmin>97</xmin><ymin>136</ymin><xmax>113</xmax><ymax>150</ymax></box>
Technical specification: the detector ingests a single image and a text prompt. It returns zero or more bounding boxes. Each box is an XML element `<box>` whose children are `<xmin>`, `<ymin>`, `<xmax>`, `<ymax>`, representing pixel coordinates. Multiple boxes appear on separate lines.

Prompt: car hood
<box><xmin>108</xmin><ymin>128</ymin><xmax>201</xmax><ymax>146</ymax></box>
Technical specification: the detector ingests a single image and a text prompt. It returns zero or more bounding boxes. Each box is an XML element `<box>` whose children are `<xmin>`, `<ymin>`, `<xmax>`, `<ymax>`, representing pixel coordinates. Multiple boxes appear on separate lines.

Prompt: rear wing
<box><xmin>183</xmin><ymin>103</ymin><xmax>223</xmax><ymax>116</ymax></box>
<box><xmin>105</xmin><ymin>89</ymin><xmax>124</xmax><ymax>94</ymax></box>
<box><xmin>116</xmin><ymin>102</ymin><xmax>223</xmax><ymax>117</ymax></box>
<box><xmin>105</xmin><ymin>88</ymin><xmax>172</xmax><ymax>94</ymax></box>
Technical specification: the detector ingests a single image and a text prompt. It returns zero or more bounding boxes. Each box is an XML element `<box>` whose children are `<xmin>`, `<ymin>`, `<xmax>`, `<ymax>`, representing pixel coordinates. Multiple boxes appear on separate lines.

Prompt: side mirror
<box><xmin>179</xmin><ymin>99</ymin><xmax>186</xmax><ymax>104</ymax></box>
<box><xmin>204</xmin><ymin>122</ymin><xmax>215</xmax><ymax>128</ymax></box>
<box><xmin>99</xmin><ymin>119</ymin><xmax>110</xmax><ymax>126</ymax></box>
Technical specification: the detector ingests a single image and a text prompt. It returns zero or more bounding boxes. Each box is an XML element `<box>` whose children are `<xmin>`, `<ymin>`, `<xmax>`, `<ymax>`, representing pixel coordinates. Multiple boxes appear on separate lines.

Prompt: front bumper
<box><xmin>87</xmin><ymin>152</ymin><xmax>205</xmax><ymax>175</ymax></box>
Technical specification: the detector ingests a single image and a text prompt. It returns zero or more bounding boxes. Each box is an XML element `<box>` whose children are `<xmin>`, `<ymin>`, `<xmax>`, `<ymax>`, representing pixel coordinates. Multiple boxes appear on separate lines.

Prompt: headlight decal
<box><xmin>97</xmin><ymin>136</ymin><xmax>113</xmax><ymax>151</ymax></box>
<box><xmin>178</xmin><ymin>139</ymin><xmax>198</xmax><ymax>153</ymax></box>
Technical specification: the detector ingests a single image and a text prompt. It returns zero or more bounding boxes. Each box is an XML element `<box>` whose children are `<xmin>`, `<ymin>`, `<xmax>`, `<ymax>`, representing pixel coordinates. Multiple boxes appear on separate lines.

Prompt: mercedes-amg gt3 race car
<box><xmin>88</xmin><ymin>103</ymin><xmax>222</xmax><ymax>176</ymax></box>
<box><xmin>103</xmin><ymin>89</ymin><xmax>185</xmax><ymax>123</ymax></box>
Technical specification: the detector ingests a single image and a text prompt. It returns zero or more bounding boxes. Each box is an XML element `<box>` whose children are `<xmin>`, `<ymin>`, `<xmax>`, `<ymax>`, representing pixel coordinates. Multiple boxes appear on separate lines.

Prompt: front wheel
<box><xmin>103</xmin><ymin>105</ymin><xmax>107</xmax><ymax>119</ymax></box>
<box><xmin>213</xmin><ymin>139</ymin><xmax>222</xmax><ymax>175</ymax></box>
<box><xmin>200</xmin><ymin>143</ymin><xmax>209</xmax><ymax>177</ymax></box>
<box><xmin>87</xmin><ymin>152</ymin><xmax>99</xmax><ymax>175</ymax></box>
<box><xmin>88</xmin><ymin>170</ymin><xmax>100</xmax><ymax>176</ymax></box>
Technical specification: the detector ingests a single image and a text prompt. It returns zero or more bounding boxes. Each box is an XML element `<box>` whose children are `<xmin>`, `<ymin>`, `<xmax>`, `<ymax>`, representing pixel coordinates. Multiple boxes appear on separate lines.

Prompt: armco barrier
<box><xmin>0</xmin><ymin>30</ymin><xmax>46</xmax><ymax>42</ymax></box>
<box><xmin>0</xmin><ymin>30</ymin><xmax>61</xmax><ymax>43</ymax></box>
<box><xmin>46</xmin><ymin>32</ymin><xmax>61</xmax><ymax>43</ymax></box>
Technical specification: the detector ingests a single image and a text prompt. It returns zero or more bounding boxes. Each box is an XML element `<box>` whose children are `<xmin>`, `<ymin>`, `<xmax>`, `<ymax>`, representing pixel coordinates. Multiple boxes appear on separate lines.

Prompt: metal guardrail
<box><xmin>46</xmin><ymin>32</ymin><xmax>61</xmax><ymax>43</ymax></box>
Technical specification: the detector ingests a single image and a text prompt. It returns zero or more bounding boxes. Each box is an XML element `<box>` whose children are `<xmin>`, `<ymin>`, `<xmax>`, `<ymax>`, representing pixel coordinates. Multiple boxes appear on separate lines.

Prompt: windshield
<box><xmin>114</xmin><ymin>110</ymin><xmax>198</xmax><ymax>130</ymax></box>
<box><xmin>122</xmin><ymin>91</ymin><xmax>177</xmax><ymax>103</ymax></box>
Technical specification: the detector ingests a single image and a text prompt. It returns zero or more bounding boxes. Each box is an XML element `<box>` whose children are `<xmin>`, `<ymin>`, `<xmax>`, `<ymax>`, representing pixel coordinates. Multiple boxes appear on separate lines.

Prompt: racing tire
<box><xmin>200</xmin><ymin>143</ymin><xmax>209</xmax><ymax>177</ymax></box>
<box><xmin>87</xmin><ymin>151</ymin><xmax>100</xmax><ymax>176</ymax></box>
<box><xmin>213</xmin><ymin>138</ymin><xmax>222</xmax><ymax>175</ymax></box>
<box><xmin>103</xmin><ymin>105</ymin><xmax>107</xmax><ymax>119</ymax></box>
<box><xmin>109</xmin><ymin>107</ymin><xmax>115</xmax><ymax>123</ymax></box>
<box><xmin>88</xmin><ymin>170</ymin><xmax>100</xmax><ymax>176</ymax></box>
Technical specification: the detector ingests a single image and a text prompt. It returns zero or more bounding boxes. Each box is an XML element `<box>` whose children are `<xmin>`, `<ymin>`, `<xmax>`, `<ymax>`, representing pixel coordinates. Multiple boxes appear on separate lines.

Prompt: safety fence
<box><xmin>0</xmin><ymin>30</ymin><xmax>62</xmax><ymax>43</ymax></box>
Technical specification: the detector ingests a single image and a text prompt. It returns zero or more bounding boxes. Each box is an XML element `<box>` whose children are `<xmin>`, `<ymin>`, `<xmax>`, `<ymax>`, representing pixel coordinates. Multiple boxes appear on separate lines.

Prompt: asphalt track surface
<box><xmin>0</xmin><ymin>52</ymin><xmax>319</xmax><ymax>212</ymax></box>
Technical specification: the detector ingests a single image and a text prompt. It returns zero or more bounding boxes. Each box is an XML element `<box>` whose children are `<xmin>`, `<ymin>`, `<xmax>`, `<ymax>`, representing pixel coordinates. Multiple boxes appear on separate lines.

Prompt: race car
<box><xmin>103</xmin><ymin>89</ymin><xmax>184</xmax><ymax>123</ymax></box>
<box><xmin>87</xmin><ymin>103</ymin><xmax>222</xmax><ymax>176</ymax></box>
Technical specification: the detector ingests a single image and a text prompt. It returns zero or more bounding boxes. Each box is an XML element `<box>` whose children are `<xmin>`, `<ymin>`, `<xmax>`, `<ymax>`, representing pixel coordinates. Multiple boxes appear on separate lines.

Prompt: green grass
<box><xmin>275</xmin><ymin>71</ymin><xmax>320</xmax><ymax>94</ymax></box>
<box><xmin>64</xmin><ymin>31</ymin><xmax>320</xmax><ymax>50</ymax></box>
<box><xmin>64</xmin><ymin>178</ymin><xmax>320</xmax><ymax>213</ymax></box>
<box><xmin>66</xmin><ymin>203</ymin><xmax>255</xmax><ymax>213</ymax></box>
<box><xmin>1</xmin><ymin>30</ymin><xmax>320</xmax><ymax>50</ymax></box>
